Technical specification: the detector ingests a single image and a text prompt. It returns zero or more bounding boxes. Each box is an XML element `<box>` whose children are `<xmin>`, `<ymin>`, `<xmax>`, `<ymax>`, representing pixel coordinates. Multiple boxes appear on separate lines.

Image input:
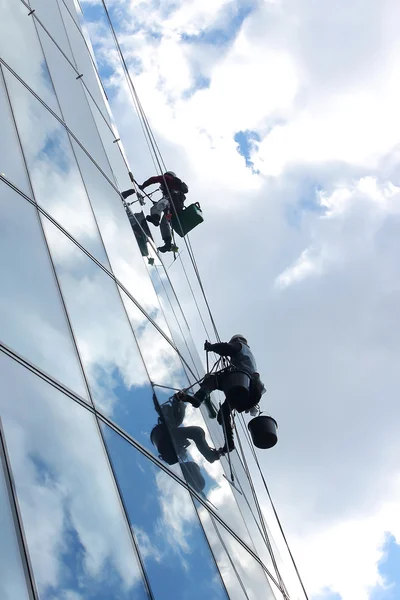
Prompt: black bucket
<box><xmin>180</xmin><ymin>461</ymin><xmax>206</xmax><ymax>493</ymax></box>
<box><xmin>222</xmin><ymin>370</ymin><xmax>251</xmax><ymax>411</ymax></box>
<box><xmin>248</xmin><ymin>415</ymin><xmax>278</xmax><ymax>449</ymax></box>
<box><xmin>150</xmin><ymin>424</ymin><xmax>178</xmax><ymax>465</ymax></box>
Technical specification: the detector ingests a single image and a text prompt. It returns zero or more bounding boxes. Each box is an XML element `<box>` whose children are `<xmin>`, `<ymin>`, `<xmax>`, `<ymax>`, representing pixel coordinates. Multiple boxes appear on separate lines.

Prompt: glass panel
<box><xmin>41</xmin><ymin>220</ymin><xmax>173</xmax><ymax>459</ymax></box>
<box><xmin>0</xmin><ymin>441</ymin><xmax>32</xmax><ymax>600</ymax></box>
<box><xmin>0</xmin><ymin>71</ymin><xmax>30</xmax><ymax>195</ymax></box>
<box><xmin>59</xmin><ymin>0</ymin><xmax>82</xmax><ymax>28</ymax></box>
<box><xmin>58</xmin><ymin>0</ymin><xmax>114</xmax><ymax>128</ymax></box>
<box><xmin>196</xmin><ymin>503</ymin><xmax>278</xmax><ymax>600</ymax></box>
<box><xmin>147</xmin><ymin>264</ymin><xmax>205</xmax><ymax>378</ymax></box>
<box><xmin>34</xmin><ymin>19</ymin><xmax>115</xmax><ymax>177</ymax></box>
<box><xmin>69</xmin><ymin>139</ymin><xmax>170</xmax><ymax>334</ymax></box>
<box><xmin>129</xmin><ymin>317</ymin><xmax>257</xmax><ymax>549</ymax></box>
<box><xmin>0</xmin><ymin>351</ymin><xmax>149</xmax><ymax>600</ymax></box>
<box><xmin>102</xmin><ymin>423</ymin><xmax>229</xmax><ymax>600</ymax></box>
<box><xmin>3</xmin><ymin>71</ymin><xmax>110</xmax><ymax>267</ymax></box>
<box><xmin>29</xmin><ymin>0</ymin><xmax>75</xmax><ymax>61</ymax></box>
<box><xmin>0</xmin><ymin>0</ymin><xmax>60</xmax><ymax>114</ymax></box>
<box><xmin>0</xmin><ymin>181</ymin><xmax>87</xmax><ymax>398</ymax></box>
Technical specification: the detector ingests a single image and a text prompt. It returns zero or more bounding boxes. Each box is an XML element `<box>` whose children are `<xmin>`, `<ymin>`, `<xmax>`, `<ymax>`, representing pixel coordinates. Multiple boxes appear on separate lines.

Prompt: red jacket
<box><xmin>141</xmin><ymin>174</ymin><xmax>181</xmax><ymax>195</ymax></box>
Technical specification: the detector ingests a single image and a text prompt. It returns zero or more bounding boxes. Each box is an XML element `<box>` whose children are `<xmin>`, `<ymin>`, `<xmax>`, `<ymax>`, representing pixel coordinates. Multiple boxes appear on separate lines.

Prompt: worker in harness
<box><xmin>177</xmin><ymin>335</ymin><xmax>266</xmax><ymax>454</ymax></box>
<box><xmin>121</xmin><ymin>171</ymin><xmax>188</xmax><ymax>253</ymax></box>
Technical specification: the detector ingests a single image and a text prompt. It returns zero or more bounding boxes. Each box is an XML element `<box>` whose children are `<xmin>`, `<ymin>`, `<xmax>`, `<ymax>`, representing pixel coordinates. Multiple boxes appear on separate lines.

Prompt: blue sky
<box><xmin>371</xmin><ymin>535</ymin><xmax>400</xmax><ymax>600</ymax></box>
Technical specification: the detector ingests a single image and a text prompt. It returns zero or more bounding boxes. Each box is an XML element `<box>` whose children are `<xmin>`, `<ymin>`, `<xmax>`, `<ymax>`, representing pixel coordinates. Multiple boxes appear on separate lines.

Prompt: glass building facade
<box><xmin>0</xmin><ymin>1</ymin><xmax>306</xmax><ymax>599</ymax></box>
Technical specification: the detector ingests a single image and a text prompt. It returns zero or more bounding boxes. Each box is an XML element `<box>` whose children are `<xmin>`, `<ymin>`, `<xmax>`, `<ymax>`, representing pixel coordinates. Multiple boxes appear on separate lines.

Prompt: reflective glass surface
<box><xmin>58</xmin><ymin>0</ymin><xmax>114</xmax><ymax>128</ymax></box>
<box><xmin>102</xmin><ymin>423</ymin><xmax>229</xmax><ymax>600</ymax></box>
<box><xmin>41</xmin><ymin>220</ymin><xmax>171</xmax><ymax>454</ymax></box>
<box><xmin>3</xmin><ymin>70</ymin><xmax>110</xmax><ymax>267</ymax></box>
<box><xmin>148</xmin><ymin>264</ymin><xmax>205</xmax><ymax>378</ymax></box>
<box><xmin>0</xmin><ymin>441</ymin><xmax>31</xmax><ymax>600</ymax></box>
<box><xmin>60</xmin><ymin>0</ymin><xmax>86</xmax><ymax>34</ymax></box>
<box><xmin>35</xmin><ymin>20</ymin><xmax>115</xmax><ymax>177</ymax></box>
<box><xmin>0</xmin><ymin>0</ymin><xmax>60</xmax><ymax>115</ymax></box>
<box><xmin>196</xmin><ymin>503</ymin><xmax>278</xmax><ymax>600</ymax></box>
<box><xmin>0</xmin><ymin>351</ymin><xmax>149</xmax><ymax>600</ymax></box>
<box><xmin>0</xmin><ymin>71</ymin><xmax>31</xmax><ymax>195</ymax></box>
<box><xmin>69</xmin><ymin>140</ymin><xmax>171</xmax><ymax>334</ymax></box>
<box><xmin>0</xmin><ymin>181</ymin><xmax>87</xmax><ymax>398</ymax></box>
<box><xmin>29</xmin><ymin>0</ymin><xmax>75</xmax><ymax>62</ymax></box>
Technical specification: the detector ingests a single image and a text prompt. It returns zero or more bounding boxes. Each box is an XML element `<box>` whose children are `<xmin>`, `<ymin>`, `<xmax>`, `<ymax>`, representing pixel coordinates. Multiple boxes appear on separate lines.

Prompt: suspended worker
<box><xmin>121</xmin><ymin>171</ymin><xmax>189</xmax><ymax>253</ymax></box>
<box><xmin>177</xmin><ymin>335</ymin><xmax>266</xmax><ymax>454</ymax></box>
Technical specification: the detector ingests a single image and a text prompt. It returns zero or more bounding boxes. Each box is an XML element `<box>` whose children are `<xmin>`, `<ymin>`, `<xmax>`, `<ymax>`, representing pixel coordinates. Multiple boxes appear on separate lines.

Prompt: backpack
<box><xmin>168</xmin><ymin>177</ymin><xmax>189</xmax><ymax>210</ymax></box>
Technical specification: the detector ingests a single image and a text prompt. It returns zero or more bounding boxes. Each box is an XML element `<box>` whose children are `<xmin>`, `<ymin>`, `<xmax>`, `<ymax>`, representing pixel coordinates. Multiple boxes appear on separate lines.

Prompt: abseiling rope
<box><xmin>93</xmin><ymin>4</ymin><xmax>310</xmax><ymax>598</ymax></box>
<box><xmin>98</xmin><ymin>0</ymin><xmax>221</xmax><ymax>344</ymax></box>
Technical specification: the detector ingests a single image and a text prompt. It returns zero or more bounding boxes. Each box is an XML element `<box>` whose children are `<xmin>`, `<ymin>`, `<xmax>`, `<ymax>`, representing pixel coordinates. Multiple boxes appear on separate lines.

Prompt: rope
<box><xmin>235</xmin><ymin>420</ymin><xmax>289</xmax><ymax>598</ymax></box>
<box><xmin>239</xmin><ymin>415</ymin><xmax>310</xmax><ymax>600</ymax></box>
<box><xmin>98</xmin><ymin>0</ymin><xmax>221</xmax><ymax>344</ymax></box>
<box><xmin>58</xmin><ymin>4</ymin><xmax>306</xmax><ymax>597</ymax></box>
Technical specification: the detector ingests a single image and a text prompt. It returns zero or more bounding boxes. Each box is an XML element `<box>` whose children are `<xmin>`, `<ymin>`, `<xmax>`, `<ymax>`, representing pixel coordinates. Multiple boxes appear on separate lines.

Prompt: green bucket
<box><xmin>171</xmin><ymin>203</ymin><xmax>204</xmax><ymax>238</ymax></box>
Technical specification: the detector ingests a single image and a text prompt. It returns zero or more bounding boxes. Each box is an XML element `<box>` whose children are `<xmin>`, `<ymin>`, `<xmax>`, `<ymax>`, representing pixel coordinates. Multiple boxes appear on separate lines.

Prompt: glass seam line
<box><xmin>59</xmin><ymin>0</ymin><xmax>137</xmax><ymax>177</ymax></box>
<box><xmin>0</xmin><ymin>174</ymin><xmax>198</xmax><ymax>381</ymax></box>
<box><xmin>235</xmin><ymin>420</ymin><xmax>289</xmax><ymax>598</ymax></box>
<box><xmin>99</xmin><ymin>0</ymin><xmax>221</xmax><ymax>343</ymax></box>
<box><xmin>0</xmin><ymin>348</ymin><xmax>155</xmax><ymax>600</ymax></box>
<box><xmin>0</xmin><ymin>59</ymin><xmax>199</xmax><ymax>380</ymax></box>
<box><xmin>21</xmin><ymin>1</ymin><xmax>217</xmax><ymax>349</ymax></box>
<box><xmin>92</xmin><ymin>419</ymin><xmax>156</xmax><ymax>600</ymax></box>
<box><xmin>48</xmin><ymin>0</ymin><xmax>197</xmax><ymax>374</ymax></box>
<box><xmin>153</xmin><ymin>267</ymin><xmax>202</xmax><ymax>380</ymax></box>
<box><xmin>239</xmin><ymin>415</ymin><xmax>310</xmax><ymax>600</ymax></box>
<box><xmin>0</xmin><ymin>341</ymin><xmax>281</xmax><ymax>589</ymax></box>
<box><xmin>0</xmin><ymin>421</ymin><xmax>39</xmax><ymax>600</ymax></box>
<box><xmin>0</xmin><ymin>56</ymin><xmax>120</xmax><ymax>197</ymax></box>
<box><xmin>21</xmin><ymin>0</ymin><xmax>119</xmax><ymax>145</ymax></box>
<box><xmin>0</xmin><ymin>65</ymin><xmax>96</xmax><ymax>410</ymax></box>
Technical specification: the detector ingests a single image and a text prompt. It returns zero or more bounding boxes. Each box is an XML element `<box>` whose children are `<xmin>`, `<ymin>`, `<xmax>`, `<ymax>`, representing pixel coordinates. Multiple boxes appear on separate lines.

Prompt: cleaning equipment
<box><xmin>171</xmin><ymin>202</ymin><xmax>204</xmax><ymax>237</ymax></box>
<box><xmin>248</xmin><ymin>415</ymin><xmax>278</xmax><ymax>449</ymax></box>
<box><xmin>222</xmin><ymin>369</ymin><xmax>251</xmax><ymax>410</ymax></box>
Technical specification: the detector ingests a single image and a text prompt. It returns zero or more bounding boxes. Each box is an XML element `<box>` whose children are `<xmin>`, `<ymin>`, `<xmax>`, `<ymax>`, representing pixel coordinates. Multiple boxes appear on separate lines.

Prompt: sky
<box><xmin>76</xmin><ymin>0</ymin><xmax>400</xmax><ymax>599</ymax></box>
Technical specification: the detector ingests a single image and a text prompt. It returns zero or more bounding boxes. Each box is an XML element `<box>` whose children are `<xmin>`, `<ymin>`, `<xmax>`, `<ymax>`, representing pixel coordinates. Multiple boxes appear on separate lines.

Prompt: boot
<box><xmin>157</xmin><ymin>238</ymin><xmax>173</xmax><ymax>253</ymax></box>
<box><xmin>204</xmin><ymin>395</ymin><xmax>217</xmax><ymax>419</ymax></box>
<box><xmin>146</xmin><ymin>214</ymin><xmax>160</xmax><ymax>227</ymax></box>
<box><xmin>176</xmin><ymin>392</ymin><xmax>202</xmax><ymax>408</ymax></box>
<box><xmin>121</xmin><ymin>189</ymin><xmax>135</xmax><ymax>199</ymax></box>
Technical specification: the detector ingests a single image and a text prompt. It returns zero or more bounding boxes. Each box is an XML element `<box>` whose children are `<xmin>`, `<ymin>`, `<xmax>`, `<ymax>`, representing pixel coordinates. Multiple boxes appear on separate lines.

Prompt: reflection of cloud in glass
<box><xmin>0</xmin><ymin>352</ymin><xmax>148</xmax><ymax>600</ymax></box>
<box><xmin>0</xmin><ymin>443</ymin><xmax>31</xmax><ymax>600</ymax></box>
<box><xmin>197</xmin><ymin>504</ymin><xmax>278</xmax><ymax>600</ymax></box>
<box><xmin>103</xmin><ymin>424</ymin><xmax>229</xmax><ymax>600</ymax></box>
<box><xmin>3</xmin><ymin>71</ymin><xmax>110</xmax><ymax>266</ymax></box>
<box><xmin>0</xmin><ymin>1</ymin><xmax>59</xmax><ymax>114</ymax></box>
<box><xmin>0</xmin><ymin>182</ymin><xmax>88</xmax><ymax>398</ymax></box>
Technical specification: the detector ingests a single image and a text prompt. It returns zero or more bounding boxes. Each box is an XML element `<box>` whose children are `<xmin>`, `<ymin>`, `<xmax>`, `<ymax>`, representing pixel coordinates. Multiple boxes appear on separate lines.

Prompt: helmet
<box><xmin>230</xmin><ymin>334</ymin><xmax>248</xmax><ymax>345</ymax></box>
<box><xmin>165</xmin><ymin>171</ymin><xmax>177</xmax><ymax>178</ymax></box>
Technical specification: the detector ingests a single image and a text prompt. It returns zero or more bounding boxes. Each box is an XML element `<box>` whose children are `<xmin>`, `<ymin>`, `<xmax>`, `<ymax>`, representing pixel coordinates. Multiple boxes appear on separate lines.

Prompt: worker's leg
<box><xmin>174</xmin><ymin>426</ymin><xmax>219</xmax><ymax>463</ymax></box>
<box><xmin>147</xmin><ymin>197</ymin><xmax>169</xmax><ymax>226</ymax></box>
<box><xmin>158</xmin><ymin>213</ymin><xmax>174</xmax><ymax>253</ymax></box>
<box><xmin>217</xmin><ymin>401</ymin><xmax>235</xmax><ymax>452</ymax></box>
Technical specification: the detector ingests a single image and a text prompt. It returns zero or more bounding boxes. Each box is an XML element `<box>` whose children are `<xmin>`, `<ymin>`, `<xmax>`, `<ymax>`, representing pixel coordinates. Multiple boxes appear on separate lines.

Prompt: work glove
<box><xmin>121</xmin><ymin>189</ymin><xmax>135</xmax><ymax>199</ymax></box>
<box><xmin>204</xmin><ymin>340</ymin><xmax>213</xmax><ymax>352</ymax></box>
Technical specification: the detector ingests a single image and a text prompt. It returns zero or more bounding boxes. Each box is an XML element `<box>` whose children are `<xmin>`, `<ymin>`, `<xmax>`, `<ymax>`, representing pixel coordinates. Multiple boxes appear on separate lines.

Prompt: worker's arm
<box><xmin>141</xmin><ymin>175</ymin><xmax>164</xmax><ymax>189</ymax></box>
<box><xmin>205</xmin><ymin>341</ymin><xmax>241</xmax><ymax>357</ymax></box>
<box><xmin>141</xmin><ymin>174</ymin><xmax>175</xmax><ymax>189</ymax></box>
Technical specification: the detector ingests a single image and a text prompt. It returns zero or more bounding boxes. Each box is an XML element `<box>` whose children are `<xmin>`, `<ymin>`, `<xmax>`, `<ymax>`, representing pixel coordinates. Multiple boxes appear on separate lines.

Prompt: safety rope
<box><xmin>98</xmin><ymin>0</ymin><xmax>221</xmax><ymax>344</ymax></box>
<box><xmin>238</xmin><ymin>415</ymin><xmax>310</xmax><ymax>600</ymax></box>
<box><xmin>76</xmin><ymin>4</ymin><xmax>308</xmax><ymax>598</ymax></box>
